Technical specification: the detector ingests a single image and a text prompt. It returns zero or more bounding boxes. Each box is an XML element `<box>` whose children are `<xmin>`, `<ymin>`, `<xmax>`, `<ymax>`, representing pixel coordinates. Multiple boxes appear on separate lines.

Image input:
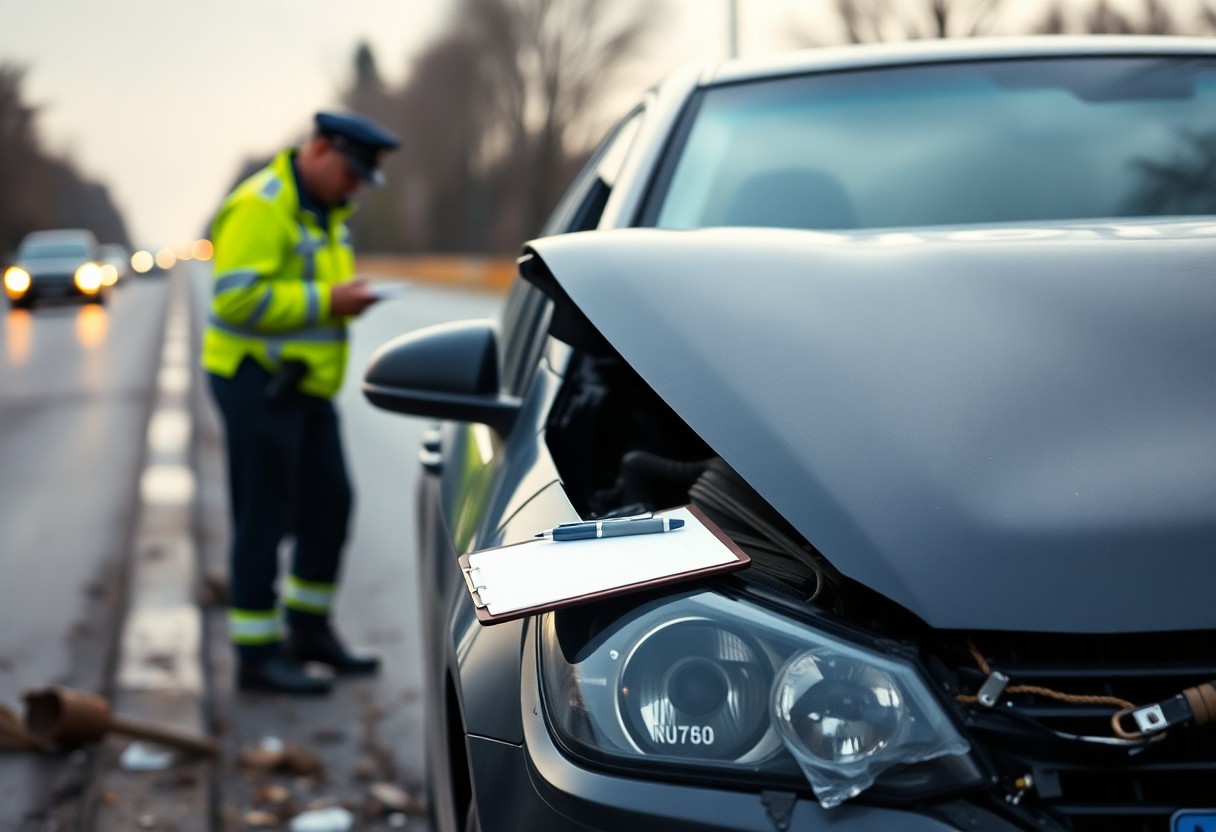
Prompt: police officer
<box><xmin>202</xmin><ymin>112</ymin><xmax>400</xmax><ymax>694</ymax></box>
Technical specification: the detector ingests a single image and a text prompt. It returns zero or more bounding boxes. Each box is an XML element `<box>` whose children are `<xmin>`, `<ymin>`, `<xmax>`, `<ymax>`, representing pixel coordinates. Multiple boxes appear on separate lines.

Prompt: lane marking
<box><xmin>116</xmin><ymin>606</ymin><xmax>202</xmax><ymax>693</ymax></box>
<box><xmin>157</xmin><ymin>365</ymin><xmax>190</xmax><ymax>395</ymax></box>
<box><xmin>117</xmin><ymin>276</ymin><xmax>203</xmax><ymax>698</ymax></box>
<box><xmin>140</xmin><ymin>464</ymin><xmax>196</xmax><ymax>505</ymax></box>
<box><xmin>147</xmin><ymin>409</ymin><xmax>190</xmax><ymax>454</ymax></box>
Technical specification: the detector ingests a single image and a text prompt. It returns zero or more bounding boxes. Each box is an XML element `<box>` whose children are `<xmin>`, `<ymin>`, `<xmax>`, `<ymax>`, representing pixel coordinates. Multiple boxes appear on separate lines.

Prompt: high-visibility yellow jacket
<box><xmin>201</xmin><ymin>149</ymin><xmax>357</xmax><ymax>399</ymax></box>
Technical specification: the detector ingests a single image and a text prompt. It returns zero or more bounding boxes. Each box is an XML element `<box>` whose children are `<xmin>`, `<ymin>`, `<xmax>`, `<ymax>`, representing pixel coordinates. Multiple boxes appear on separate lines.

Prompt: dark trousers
<box><xmin>207</xmin><ymin>358</ymin><xmax>353</xmax><ymax>646</ymax></box>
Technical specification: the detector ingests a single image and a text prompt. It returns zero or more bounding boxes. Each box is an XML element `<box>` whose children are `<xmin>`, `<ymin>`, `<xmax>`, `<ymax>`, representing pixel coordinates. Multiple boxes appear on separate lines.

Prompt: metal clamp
<box><xmin>1112</xmin><ymin>697</ymin><xmax>1192</xmax><ymax>739</ymax></box>
<box><xmin>977</xmin><ymin>671</ymin><xmax>1010</xmax><ymax>708</ymax></box>
<box><xmin>461</xmin><ymin>566</ymin><xmax>488</xmax><ymax>610</ymax></box>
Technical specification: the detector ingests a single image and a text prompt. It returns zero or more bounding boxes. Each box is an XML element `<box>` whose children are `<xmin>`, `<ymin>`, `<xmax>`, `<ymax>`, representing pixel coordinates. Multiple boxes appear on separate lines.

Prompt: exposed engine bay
<box><xmin>541</xmin><ymin>340</ymin><xmax>1215</xmax><ymax>830</ymax></box>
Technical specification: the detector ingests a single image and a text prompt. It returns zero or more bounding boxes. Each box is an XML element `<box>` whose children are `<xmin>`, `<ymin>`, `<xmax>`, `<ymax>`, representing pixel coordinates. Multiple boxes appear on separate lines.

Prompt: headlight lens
<box><xmin>4</xmin><ymin>266</ymin><xmax>31</xmax><ymax>294</ymax></box>
<box><xmin>75</xmin><ymin>263</ymin><xmax>102</xmax><ymax>292</ymax></box>
<box><xmin>540</xmin><ymin>591</ymin><xmax>973</xmax><ymax>808</ymax></box>
<box><xmin>100</xmin><ymin>263</ymin><xmax>118</xmax><ymax>286</ymax></box>
<box><xmin>619</xmin><ymin>620</ymin><xmax>772</xmax><ymax>760</ymax></box>
<box><xmin>774</xmin><ymin>651</ymin><xmax>903</xmax><ymax>766</ymax></box>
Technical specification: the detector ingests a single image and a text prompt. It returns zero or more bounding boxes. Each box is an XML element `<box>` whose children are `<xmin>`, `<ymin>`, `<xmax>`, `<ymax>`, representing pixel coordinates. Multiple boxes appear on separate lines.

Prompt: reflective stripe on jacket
<box><xmin>201</xmin><ymin>149</ymin><xmax>357</xmax><ymax>399</ymax></box>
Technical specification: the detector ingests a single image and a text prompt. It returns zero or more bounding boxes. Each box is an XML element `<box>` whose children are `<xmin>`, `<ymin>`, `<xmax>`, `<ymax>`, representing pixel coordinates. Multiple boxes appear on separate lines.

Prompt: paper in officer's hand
<box><xmin>368</xmin><ymin>281</ymin><xmax>410</xmax><ymax>300</ymax></box>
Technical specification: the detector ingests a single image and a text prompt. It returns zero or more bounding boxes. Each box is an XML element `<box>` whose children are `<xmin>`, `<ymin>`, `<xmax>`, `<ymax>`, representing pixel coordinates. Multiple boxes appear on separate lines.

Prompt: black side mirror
<box><xmin>362</xmin><ymin>319</ymin><xmax>521</xmax><ymax>435</ymax></box>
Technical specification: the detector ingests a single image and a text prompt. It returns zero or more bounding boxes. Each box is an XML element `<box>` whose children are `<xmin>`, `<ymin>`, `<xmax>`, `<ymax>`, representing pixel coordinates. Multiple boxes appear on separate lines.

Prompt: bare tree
<box><xmin>338</xmin><ymin>42</ymin><xmax>411</xmax><ymax>252</ymax></box>
<box><xmin>388</xmin><ymin>34</ymin><xmax>487</xmax><ymax>252</ymax></box>
<box><xmin>794</xmin><ymin>0</ymin><xmax>1005</xmax><ymax>45</ymax></box>
<box><xmin>338</xmin><ymin>0</ymin><xmax>664</xmax><ymax>253</ymax></box>
<box><xmin>1125</xmin><ymin>129</ymin><xmax>1216</xmax><ymax>215</ymax></box>
<box><xmin>0</xmin><ymin>64</ymin><xmax>52</xmax><ymax>253</ymax></box>
<box><xmin>459</xmin><ymin>0</ymin><xmax>665</xmax><ymax>239</ymax></box>
<box><xmin>49</xmin><ymin>158</ymin><xmax>131</xmax><ymax>246</ymax></box>
<box><xmin>1033</xmin><ymin>0</ymin><xmax>1216</xmax><ymax>35</ymax></box>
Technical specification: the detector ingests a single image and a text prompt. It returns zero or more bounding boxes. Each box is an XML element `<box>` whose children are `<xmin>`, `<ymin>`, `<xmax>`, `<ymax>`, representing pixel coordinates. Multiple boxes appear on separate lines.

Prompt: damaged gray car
<box><xmin>364</xmin><ymin>37</ymin><xmax>1216</xmax><ymax>832</ymax></box>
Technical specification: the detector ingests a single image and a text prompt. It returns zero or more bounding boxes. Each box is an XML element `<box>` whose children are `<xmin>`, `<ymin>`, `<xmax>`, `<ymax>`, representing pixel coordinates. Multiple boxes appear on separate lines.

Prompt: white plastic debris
<box><xmin>369</xmin><ymin>782</ymin><xmax>410</xmax><ymax>812</ymax></box>
<box><xmin>289</xmin><ymin>807</ymin><xmax>354</xmax><ymax>832</ymax></box>
<box><xmin>120</xmin><ymin>741</ymin><xmax>175</xmax><ymax>772</ymax></box>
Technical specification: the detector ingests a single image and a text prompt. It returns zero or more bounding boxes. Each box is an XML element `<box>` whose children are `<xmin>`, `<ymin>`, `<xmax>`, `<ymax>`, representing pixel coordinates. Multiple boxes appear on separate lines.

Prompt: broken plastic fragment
<box><xmin>368</xmin><ymin>782</ymin><xmax>410</xmax><ymax>812</ymax></box>
<box><xmin>120</xmin><ymin>741</ymin><xmax>175</xmax><ymax>771</ymax></box>
<box><xmin>289</xmin><ymin>807</ymin><xmax>354</xmax><ymax>832</ymax></box>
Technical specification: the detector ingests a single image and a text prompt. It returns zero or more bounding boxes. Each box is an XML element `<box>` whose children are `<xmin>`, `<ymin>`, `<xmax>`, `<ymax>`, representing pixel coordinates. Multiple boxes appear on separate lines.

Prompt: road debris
<box><xmin>367</xmin><ymin>783</ymin><xmax>410</xmax><ymax>813</ymax></box>
<box><xmin>254</xmin><ymin>783</ymin><xmax>292</xmax><ymax>806</ymax></box>
<box><xmin>23</xmin><ymin>686</ymin><xmax>218</xmax><ymax>756</ymax></box>
<box><xmin>243</xmin><ymin>809</ymin><xmax>280</xmax><ymax>828</ymax></box>
<box><xmin>198</xmin><ymin>572</ymin><xmax>228</xmax><ymax>607</ymax></box>
<box><xmin>119</xmin><ymin>741</ymin><xmax>175</xmax><ymax>771</ymax></box>
<box><xmin>288</xmin><ymin>806</ymin><xmax>353</xmax><ymax>832</ymax></box>
<box><xmin>238</xmin><ymin>736</ymin><xmax>284</xmax><ymax>770</ymax></box>
<box><xmin>0</xmin><ymin>703</ymin><xmax>44</xmax><ymax>751</ymax></box>
<box><xmin>237</xmin><ymin>736</ymin><xmax>326</xmax><ymax>778</ymax></box>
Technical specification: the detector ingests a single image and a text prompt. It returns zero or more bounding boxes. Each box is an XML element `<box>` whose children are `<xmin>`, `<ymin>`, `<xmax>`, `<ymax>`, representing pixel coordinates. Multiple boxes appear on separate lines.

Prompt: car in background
<box><xmin>99</xmin><ymin>243</ymin><xmax>132</xmax><ymax>287</ymax></box>
<box><xmin>4</xmin><ymin>229</ymin><xmax>110</xmax><ymax>308</ymax></box>
<box><xmin>363</xmin><ymin>38</ymin><xmax>1216</xmax><ymax>832</ymax></box>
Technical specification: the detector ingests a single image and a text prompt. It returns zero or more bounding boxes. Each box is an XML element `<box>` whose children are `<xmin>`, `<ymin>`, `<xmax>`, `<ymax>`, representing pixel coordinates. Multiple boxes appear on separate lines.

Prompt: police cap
<box><xmin>314</xmin><ymin>112</ymin><xmax>400</xmax><ymax>186</ymax></box>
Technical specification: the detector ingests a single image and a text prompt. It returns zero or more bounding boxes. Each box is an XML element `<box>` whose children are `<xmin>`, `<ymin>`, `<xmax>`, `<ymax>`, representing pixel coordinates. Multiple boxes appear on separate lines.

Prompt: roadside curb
<box><xmin>91</xmin><ymin>270</ymin><xmax>213</xmax><ymax>831</ymax></box>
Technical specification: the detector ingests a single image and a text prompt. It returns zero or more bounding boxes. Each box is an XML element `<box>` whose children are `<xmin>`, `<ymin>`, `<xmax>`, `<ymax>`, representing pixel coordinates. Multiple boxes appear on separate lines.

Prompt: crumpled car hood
<box><xmin>529</xmin><ymin>223</ymin><xmax>1216</xmax><ymax>633</ymax></box>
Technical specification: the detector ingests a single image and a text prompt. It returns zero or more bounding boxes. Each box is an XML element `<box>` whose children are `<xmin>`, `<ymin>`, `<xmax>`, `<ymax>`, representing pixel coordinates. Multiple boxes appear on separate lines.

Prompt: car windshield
<box><xmin>653</xmin><ymin>57</ymin><xmax>1216</xmax><ymax>231</ymax></box>
<box><xmin>20</xmin><ymin>241</ymin><xmax>89</xmax><ymax>259</ymax></box>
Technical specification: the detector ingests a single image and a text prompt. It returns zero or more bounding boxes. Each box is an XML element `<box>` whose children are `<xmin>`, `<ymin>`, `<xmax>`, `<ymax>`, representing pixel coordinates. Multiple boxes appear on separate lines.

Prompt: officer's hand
<box><xmin>330</xmin><ymin>279</ymin><xmax>379</xmax><ymax>317</ymax></box>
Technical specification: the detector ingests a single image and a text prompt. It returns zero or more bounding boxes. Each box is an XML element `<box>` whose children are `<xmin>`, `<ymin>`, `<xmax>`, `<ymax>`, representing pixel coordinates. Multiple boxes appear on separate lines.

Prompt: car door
<box><xmin>419</xmin><ymin>105</ymin><xmax>651</xmax><ymax>734</ymax></box>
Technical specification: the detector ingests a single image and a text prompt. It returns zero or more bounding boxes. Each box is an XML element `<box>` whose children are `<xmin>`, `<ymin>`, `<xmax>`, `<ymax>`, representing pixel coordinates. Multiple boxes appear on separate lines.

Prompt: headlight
<box><xmin>540</xmin><ymin>590</ymin><xmax>974</xmax><ymax>808</ymax></box>
<box><xmin>4</xmin><ymin>266</ymin><xmax>31</xmax><ymax>295</ymax></box>
<box><xmin>74</xmin><ymin>263</ymin><xmax>102</xmax><ymax>293</ymax></box>
<box><xmin>100</xmin><ymin>264</ymin><xmax>118</xmax><ymax>286</ymax></box>
<box><xmin>619</xmin><ymin>619</ymin><xmax>774</xmax><ymax>760</ymax></box>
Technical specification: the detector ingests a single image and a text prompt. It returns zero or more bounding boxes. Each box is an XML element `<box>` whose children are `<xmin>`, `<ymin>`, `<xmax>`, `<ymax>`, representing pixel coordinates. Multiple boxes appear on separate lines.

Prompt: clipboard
<box><xmin>458</xmin><ymin>505</ymin><xmax>750</xmax><ymax>626</ymax></box>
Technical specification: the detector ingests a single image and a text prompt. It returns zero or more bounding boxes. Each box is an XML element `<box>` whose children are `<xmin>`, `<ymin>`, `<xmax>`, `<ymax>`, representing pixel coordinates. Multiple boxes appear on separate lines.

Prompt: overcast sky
<box><xmin>0</xmin><ymin>0</ymin><xmax>842</xmax><ymax>246</ymax></box>
<box><xmin>0</xmin><ymin>0</ymin><xmax>1068</xmax><ymax>247</ymax></box>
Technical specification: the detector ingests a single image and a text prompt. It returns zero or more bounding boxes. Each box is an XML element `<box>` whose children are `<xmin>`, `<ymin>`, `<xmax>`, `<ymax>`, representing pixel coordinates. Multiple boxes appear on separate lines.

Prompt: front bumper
<box><xmin>27</xmin><ymin>274</ymin><xmax>98</xmax><ymax>300</ymax></box>
<box><xmin>464</xmin><ymin>622</ymin><xmax>1014</xmax><ymax>832</ymax></box>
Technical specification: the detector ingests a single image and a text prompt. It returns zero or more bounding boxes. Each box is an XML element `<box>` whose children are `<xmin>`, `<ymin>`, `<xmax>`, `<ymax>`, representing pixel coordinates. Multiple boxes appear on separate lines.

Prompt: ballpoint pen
<box><xmin>535</xmin><ymin>516</ymin><xmax>686</xmax><ymax>542</ymax></box>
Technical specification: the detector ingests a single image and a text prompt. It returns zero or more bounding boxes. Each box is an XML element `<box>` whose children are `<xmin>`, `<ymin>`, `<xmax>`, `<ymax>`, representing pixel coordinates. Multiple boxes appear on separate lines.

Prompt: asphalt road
<box><xmin>0</xmin><ymin>279</ymin><xmax>169</xmax><ymax>830</ymax></box>
<box><xmin>0</xmin><ymin>267</ymin><xmax>501</xmax><ymax>830</ymax></box>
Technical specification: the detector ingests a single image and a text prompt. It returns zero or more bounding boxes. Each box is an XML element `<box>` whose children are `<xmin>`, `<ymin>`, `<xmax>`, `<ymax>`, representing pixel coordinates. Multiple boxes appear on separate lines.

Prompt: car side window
<box><xmin>540</xmin><ymin>108</ymin><xmax>645</xmax><ymax>237</ymax></box>
<box><xmin>499</xmin><ymin>109</ymin><xmax>646</xmax><ymax>401</ymax></box>
<box><xmin>498</xmin><ymin>277</ymin><xmax>552</xmax><ymax>397</ymax></box>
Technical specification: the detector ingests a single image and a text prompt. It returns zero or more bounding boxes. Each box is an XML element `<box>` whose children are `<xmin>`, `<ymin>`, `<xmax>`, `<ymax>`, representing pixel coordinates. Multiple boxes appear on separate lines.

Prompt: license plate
<box><xmin>1173</xmin><ymin>810</ymin><xmax>1216</xmax><ymax>832</ymax></box>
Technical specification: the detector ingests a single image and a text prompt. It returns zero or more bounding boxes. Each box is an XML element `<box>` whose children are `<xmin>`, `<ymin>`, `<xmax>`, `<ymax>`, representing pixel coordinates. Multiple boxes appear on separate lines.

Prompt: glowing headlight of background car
<box><xmin>4</xmin><ymin>266</ymin><xmax>31</xmax><ymax>295</ymax></box>
<box><xmin>74</xmin><ymin>262</ymin><xmax>103</xmax><ymax>293</ymax></box>
<box><xmin>540</xmin><ymin>591</ymin><xmax>971</xmax><ymax>808</ymax></box>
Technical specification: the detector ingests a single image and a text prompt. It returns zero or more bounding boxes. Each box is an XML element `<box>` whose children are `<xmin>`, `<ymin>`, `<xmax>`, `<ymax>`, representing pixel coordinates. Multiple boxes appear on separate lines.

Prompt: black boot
<box><xmin>238</xmin><ymin>650</ymin><xmax>333</xmax><ymax>695</ymax></box>
<box><xmin>286</xmin><ymin>615</ymin><xmax>381</xmax><ymax>676</ymax></box>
